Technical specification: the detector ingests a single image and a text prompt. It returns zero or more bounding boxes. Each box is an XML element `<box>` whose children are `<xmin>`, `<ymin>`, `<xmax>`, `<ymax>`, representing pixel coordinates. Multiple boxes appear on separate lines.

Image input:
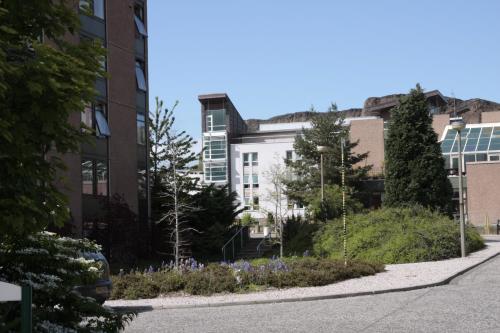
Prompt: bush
<box><xmin>184</xmin><ymin>264</ymin><xmax>237</xmax><ymax>295</ymax></box>
<box><xmin>314</xmin><ymin>206</ymin><xmax>485</xmax><ymax>264</ymax></box>
<box><xmin>110</xmin><ymin>257</ymin><xmax>383</xmax><ymax>299</ymax></box>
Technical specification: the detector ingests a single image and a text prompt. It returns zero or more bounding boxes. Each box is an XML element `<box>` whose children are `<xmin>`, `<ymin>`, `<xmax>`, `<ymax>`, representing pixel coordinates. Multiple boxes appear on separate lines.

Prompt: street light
<box><xmin>451</xmin><ymin>118</ymin><xmax>466</xmax><ymax>258</ymax></box>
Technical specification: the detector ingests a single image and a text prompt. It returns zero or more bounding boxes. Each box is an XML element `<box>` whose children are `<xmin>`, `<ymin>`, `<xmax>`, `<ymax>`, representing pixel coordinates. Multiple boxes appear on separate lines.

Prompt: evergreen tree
<box><xmin>149</xmin><ymin>98</ymin><xmax>198</xmax><ymax>266</ymax></box>
<box><xmin>286</xmin><ymin>104</ymin><xmax>370</xmax><ymax>207</ymax></box>
<box><xmin>384</xmin><ymin>85</ymin><xmax>453</xmax><ymax>214</ymax></box>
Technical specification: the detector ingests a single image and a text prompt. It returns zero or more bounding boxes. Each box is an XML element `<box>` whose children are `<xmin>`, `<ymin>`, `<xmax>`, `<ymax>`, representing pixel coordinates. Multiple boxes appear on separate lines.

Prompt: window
<box><xmin>137</xmin><ymin>113</ymin><xmax>146</xmax><ymax>145</ymax></box>
<box><xmin>252</xmin><ymin>174</ymin><xmax>259</xmax><ymax>188</ymax></box>
<box><xmin>489</xmin><ymin>155</ymin><xmax>500</xmax><ymax>161</ymax></box>
<box><xmin>82</xmin><ymin>160</ymin><xmax>93</xmax><ymax>194</ymax></box>
<box><xmin>82</xmin><ymin>160</ymin><xmax>108</xmax><ymax>196</ymax></box>
<box><xmin>203</xmin><ymin>136</ymin><xmax>226</xmax><ymax>159</ymax></box>
<box><xmin>251</xmin><ymin>153</ymin><xmax>258</xmax><ymax>166</ymax></box>
<box><xmin>79</xmin><ymin>0</ymin><xmax>105</xmax><ymax>19</ymax></box>
<box><xmin>138</xmin><ymin>168</ymin><xmax>147</xmax><ymax>199</ymax></box>
<box><xmin>81</xmin><ymin>104</ymin><xmax>93</xmax><ymax>133</ymax></box>
<box><xmin>95</xmin><ymin>161</ymin><xmax>108</xmax><ymax>196</ymax></box>
<box><xmin>204</xmin><ymin>161</ymin><xmax>226</xmax><ymax>182</ymax></box>
<box><xmin>95</xmin><ymin>104</ymin><xmax>110</xmax><ymax>136</ymax></box>
<box><xmin>135</xmin><ymin>61</ymin><xmax>147</xmax><ymax>91</ymax></box>
<box><xmin>286</xmin><ymin>150</ymin><xmax>293</xmax><ymax>162</ymax></box>
<box><xmin>134</xmin><ymin>3</ymin><xmax>147</xmax><ymax>36</ymax></box>
<box><xmin>81</xmin><ymin>103</ymin><xmax>110</xmax><ymax>137</ymax></box>
<box><xmin>243</xmin><ymin>153</ymin><xmax>250</xmax><ymax>167</ymax></box>
<box><xmin>206</xmin><ymin>109</ymin><xmax>225</xmax><ymax>132</ymax></box>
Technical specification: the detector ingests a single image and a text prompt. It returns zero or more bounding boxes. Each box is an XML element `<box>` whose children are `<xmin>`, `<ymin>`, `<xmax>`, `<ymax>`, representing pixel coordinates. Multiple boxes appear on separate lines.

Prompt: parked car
<box><xmin>75</xmin><ymin>251</ymin><xmax>112</xmax><ymax>304</ymax></box>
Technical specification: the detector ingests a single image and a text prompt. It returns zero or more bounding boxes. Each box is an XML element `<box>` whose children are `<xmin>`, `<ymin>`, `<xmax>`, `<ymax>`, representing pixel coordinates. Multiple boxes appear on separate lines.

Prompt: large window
<box><xmin>243</xmin><ymin>152</ymin><xmax>258</xmax><ymax>167</ymax></box>
<box><xmin>206</xmin><ymin>109</ymin><xmax>226</xmax><ymax>132</ymax></box>
<box><xmin>137</xmin><ymin>113</ymin><xmax>146</xmax><ymax>145</ymax></box>
<box><xmin>82</xmin><ymin>159</ymin><xmax>108</xmax><ymax>196</ymax></box>
<box><xmin>204</xmin><ymin>161</ymin><xmax>226</xmax><ymax>182</ymax></box>
<box><xmin>79</xmin><ymin>0</ymin><xmax>105</xmax><ymax>19</ymax></box>
<box><xmin>81</xmin><ymin>102</ymin><xmax>110</xmax><ymax>137</ymax></box>
<box><xmin>204</xmin><ymin>136</ymin><xmax>226</xmax><ymax>159</ymax></box>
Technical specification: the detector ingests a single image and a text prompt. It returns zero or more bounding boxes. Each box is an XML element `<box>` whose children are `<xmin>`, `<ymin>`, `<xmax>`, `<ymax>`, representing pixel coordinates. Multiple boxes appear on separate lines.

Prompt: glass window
<box><xmin>135</xmin><ymin>61</ymin><xmax>147</xmax><ymax>91</ymax></box>
<box><xmin>204</xmin><ymin>137</ymin><xmax>225</xmax><ymax>159</ymax></box>
<box><xmin>95</xmin><ymin>106</ymin><xmax>110</xmax><ymax>137</ymax></box>
<box><xmin>134</xmin><ymin>16</ymin><xmax>147</xmax><ymax>36</ymax></box>
<box><xmin>82</xmin><ymin>160</ymin><xmax>93</xmax><ymax>194</ymax></box>
<box><xmin>206</xmin><ymin>109</ymin><xmax>225</xmax><ymax>131</ymax></box>
<box><xmin>441</xmin><ymin>139</ymin><xmax>454</xmax><ymax>153</ymax></box>
<box><xmin>79</xmin><ymin>0</ymin><xmax>104</xmax><ymax>19</ymax></box>
<box><xmin>476</xmin><ymin>153</ymin><xmax>487</xmax><ymax>162</ymax></box>
<box><xmin>251</xmin><ymin>153</ymin><xmax>258</xmax><ymax>166</ymax></box>
<box><xmin>93</xmin><ymin>0</ymin><xmax>104</xmax><ymax>19</ymax></box>
<box><xmin>95</xmin><ymin>161</ymin><xmax>107</xmax><ymax>196</ymax></box>
<box><xmin>243</xmin><ymin>175</ymin><xmax>249</xmax><ymax>184</ymax></box>
<box><xmin>489</xmin><ymin>155</ymin><xmax>500</xmax><ymax>161</ymax></box>
<box><xmin>138</xmin><ymin>168</ymin><xmax>147</xmax><ymax>199</ymax></box>
<box><xmin>286</xmin><ymin>150</ymin><xmax>293</xmax><ymax>161</ymax></box>
<box><xmin>137</xmin><ymin>113</ymin><xmax>146</xmax><ymax>145</ymax></box>
<box><xmin>81</xmin><ymin>104</ymin><xmax>93</xmax><ymax>133</ymax></box>
<box><xmin>252</xmin><ymin>174</ymin><xmax>258</xmax><ymax>186</ymax></box>
<box><xmin>205</xmin><ymin>162</ymin><xmax>226</xmax><ymax>182</ymax></box>
<box><xmin>243</xmin><ymin>153</ymin><xmax>249</xmax><ymax>166</ymax></box>
<box><xmin>464</xmin><ymin>154</ymin><xmax>476</xmax><ymax>163</ymax></box>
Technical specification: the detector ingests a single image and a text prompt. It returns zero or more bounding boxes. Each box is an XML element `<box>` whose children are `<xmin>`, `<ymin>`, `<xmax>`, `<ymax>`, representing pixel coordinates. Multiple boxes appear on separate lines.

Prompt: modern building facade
<box><xmin>199</xmin><ymin>91</ymin><xmax>500</xmax><ymax>229</ymax></box>
<box><xmin>59</xmin><ymin>0</ymin><xmax>150</xmax><ymax>238</ymax></box>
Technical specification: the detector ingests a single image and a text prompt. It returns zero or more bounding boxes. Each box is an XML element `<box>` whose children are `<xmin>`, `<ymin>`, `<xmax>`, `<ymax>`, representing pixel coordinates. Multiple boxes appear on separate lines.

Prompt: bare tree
<box><xmin>264</xmin><ymin>155</ymin><xmax>291</xmax><ymax>257</ymax></box>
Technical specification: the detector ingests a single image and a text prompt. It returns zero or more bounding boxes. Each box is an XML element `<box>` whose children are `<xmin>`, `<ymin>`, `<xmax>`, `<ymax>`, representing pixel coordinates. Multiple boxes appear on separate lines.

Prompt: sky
<box><xmin>147</xmin><ymin>0</ymin><xmax>500</xmax><ymax>143</ymax></box>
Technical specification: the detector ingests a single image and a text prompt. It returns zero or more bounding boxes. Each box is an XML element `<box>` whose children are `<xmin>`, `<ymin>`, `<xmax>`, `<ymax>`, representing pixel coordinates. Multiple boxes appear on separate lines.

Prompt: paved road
<box><xmin>123</xmin><ymin>255</ymin><xmax>500</xmax><ymax>333</ymax></box>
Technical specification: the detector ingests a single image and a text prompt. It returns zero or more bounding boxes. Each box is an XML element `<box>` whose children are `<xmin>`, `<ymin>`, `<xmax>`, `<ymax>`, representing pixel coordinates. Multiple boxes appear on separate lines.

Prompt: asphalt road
<box><xmin>123</xmin><ymin>255</ymin><xmax>500</xmax><ymax>333</ymax></box>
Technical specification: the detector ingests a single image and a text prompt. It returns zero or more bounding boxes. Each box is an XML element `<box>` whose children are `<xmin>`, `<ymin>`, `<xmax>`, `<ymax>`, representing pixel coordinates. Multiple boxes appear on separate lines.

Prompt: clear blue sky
<box><xmin>147</xmin><ymin>0</ymin><xmax>500</xmax><ymax>141</ymax></box>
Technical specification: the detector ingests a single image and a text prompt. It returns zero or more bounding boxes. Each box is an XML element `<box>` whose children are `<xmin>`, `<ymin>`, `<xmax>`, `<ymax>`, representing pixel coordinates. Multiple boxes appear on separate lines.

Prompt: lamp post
<box><xmin>451</xmin><ymin>118</ymin><xmax>466</xmax><ymax>258</ymax></box>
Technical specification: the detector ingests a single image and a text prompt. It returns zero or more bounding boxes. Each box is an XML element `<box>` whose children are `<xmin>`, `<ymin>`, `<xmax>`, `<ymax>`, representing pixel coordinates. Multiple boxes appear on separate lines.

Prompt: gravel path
<box><xmin>106</xmin><ymin>239</ymin><xmax>500</xmax><ymax>310</ymax></box>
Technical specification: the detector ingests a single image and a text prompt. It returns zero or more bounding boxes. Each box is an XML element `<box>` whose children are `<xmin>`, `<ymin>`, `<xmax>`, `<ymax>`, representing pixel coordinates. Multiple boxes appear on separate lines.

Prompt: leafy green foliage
<box><xmin>283</xmin><ymin>215</ymin><xmax>319</xmax><ymax>256</ymax></box>
<box><xmin>241</xmin><ymin>212</ymin><xmax>257</xmax><ymax>226</ymax></box>
<box><xmin>189</xmin><ymin>184</ymin><xmax>244</xmax><ymax>261</ymax></box>
<box><xmin>384</xmin><ymin>85</ymin><xmax>453</xmax><ymax>214</ymax></box>
<box><xmin>285</xmin><ymin>105</ymin><xmax>370</xmax><ymax>206</ymax></box>
<box><xmin>0</xmin><ymin>233</ymin><xmax>134</xmax><ymax>332</ymax></box>
<box><xmin>313</xmin><ymin>206</ymin><xmax>485</xmax><ymax>264</ymax></box>
<box><xmin>305</xmin><ymin>184</ymin><xmax>364</xmax><ymax>221</ymax></box>
<box><xmin>0</xmin><ymin>0</ymin><xmax>104</xmax><ymax>239</ymax></box>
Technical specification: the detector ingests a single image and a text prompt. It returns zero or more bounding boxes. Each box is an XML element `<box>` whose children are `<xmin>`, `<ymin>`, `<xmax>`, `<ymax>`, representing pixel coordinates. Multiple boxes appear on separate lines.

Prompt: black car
<box><xmin>75</xmin><ymin>251</ymin><xmax>112</xmax><ymax>304</ymax></box>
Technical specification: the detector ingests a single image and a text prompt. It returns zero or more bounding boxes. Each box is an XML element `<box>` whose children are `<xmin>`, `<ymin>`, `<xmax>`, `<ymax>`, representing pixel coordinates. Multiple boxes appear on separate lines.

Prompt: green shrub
<box><xmin>184</xmin><ymin>264</ymin><xmax>237</xmax><ymax>295</ymax></box>
<box><xmin>152</xmin><ymin>271</ymin><xmax>184</xmax><ymax>294</ymax></box>
<box><xmin>111</xmin><ymin>274</ymin><xmax>159</xmax><ymax>300</ymax></box>
<box><xmin>314</xmin><ymin>206</ymin><xmax>485</xmax><ymax>264</ymax></box>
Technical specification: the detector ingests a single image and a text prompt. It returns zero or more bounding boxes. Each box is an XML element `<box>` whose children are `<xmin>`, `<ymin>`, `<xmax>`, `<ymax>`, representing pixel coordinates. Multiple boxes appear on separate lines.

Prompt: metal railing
<box><xmin>222</xmin><ymin>226</ymin><xmax>248</xmax><ymax>262</ymax></box>
<box><xmin>256</xmin><ymin>231</ymin><xmax>273</xmax><ymax>257</ymax></box>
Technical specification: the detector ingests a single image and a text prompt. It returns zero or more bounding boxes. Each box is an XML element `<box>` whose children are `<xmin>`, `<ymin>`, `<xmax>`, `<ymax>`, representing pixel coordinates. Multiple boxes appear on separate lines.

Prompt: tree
<box><xmin>384</xmin><ymin>85</ymin><xmax>453</xmax><ymax>214</ymax></box>
<box><xmin>305</xmin><ymin>184</ymin><xmax>363</xmax><ymax>221</ymax></box>
<box><xmin>189</xmin><ymin>184</ymin><xmax>243</xmax><ymax>260</ymax></box>
<box><xmin>0</xmin><ymin>0</ymin><xmax>104</xmax><ymax>240</ymax></box>
<box><xmin>151</xmin><ymin>99</ymin><xmax>198</xmax><ymax>267</ymax></box>
<box><xmin>264</xmin><ymin>157</ymin><xmax>291</xmax><ymax>257</ymax></box>
<box><xmin>285</xmin><ymin>104</ymin><xmax>370</xmax><ymax>207</ymax></box>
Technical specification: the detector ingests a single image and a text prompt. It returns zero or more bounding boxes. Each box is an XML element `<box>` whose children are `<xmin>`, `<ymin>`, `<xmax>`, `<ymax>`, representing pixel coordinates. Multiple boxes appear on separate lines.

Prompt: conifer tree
<box><xmin>384</xmin><ymin>84</ymin><xmax>453</xmax><ymax>214</ymax></box>
<box><xmin>286</xmin><ymin>104</ymin><xmax>370</xmax><ymax>207</ymax></box>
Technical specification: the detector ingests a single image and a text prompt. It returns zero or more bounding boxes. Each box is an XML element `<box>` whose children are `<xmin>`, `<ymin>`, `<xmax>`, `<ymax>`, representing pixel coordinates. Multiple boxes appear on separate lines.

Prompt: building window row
<box><xmin>79</xmin><ymin>0</ymin><xmax>105</xmax><ymax>20</ymax></box>
<box><xmin>242</xmin><ymin>152</ymin><xmax>259</xmax><ymax>210</ymax></box>
<box><xmin>82</xmin><ymin>159</ymin><xmax>108</xmax><ymax>196</ymax></box>
<box><xmin>82</xmin><ymin>102</ymin><xmax>110</xmax><ymax>137</ymax></box>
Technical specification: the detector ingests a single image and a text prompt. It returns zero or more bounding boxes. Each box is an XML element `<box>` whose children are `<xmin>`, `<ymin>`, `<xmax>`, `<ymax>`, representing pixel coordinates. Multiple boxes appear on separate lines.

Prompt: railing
<box><xmin>222</xmin><ymin>226</ymin><xmax>248</xmax><ymax>262</ymax></box>
<box><xmin>256</xmin><ymin>231</ymin><xmax>273</xmax><ymax>257</ymax></box>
